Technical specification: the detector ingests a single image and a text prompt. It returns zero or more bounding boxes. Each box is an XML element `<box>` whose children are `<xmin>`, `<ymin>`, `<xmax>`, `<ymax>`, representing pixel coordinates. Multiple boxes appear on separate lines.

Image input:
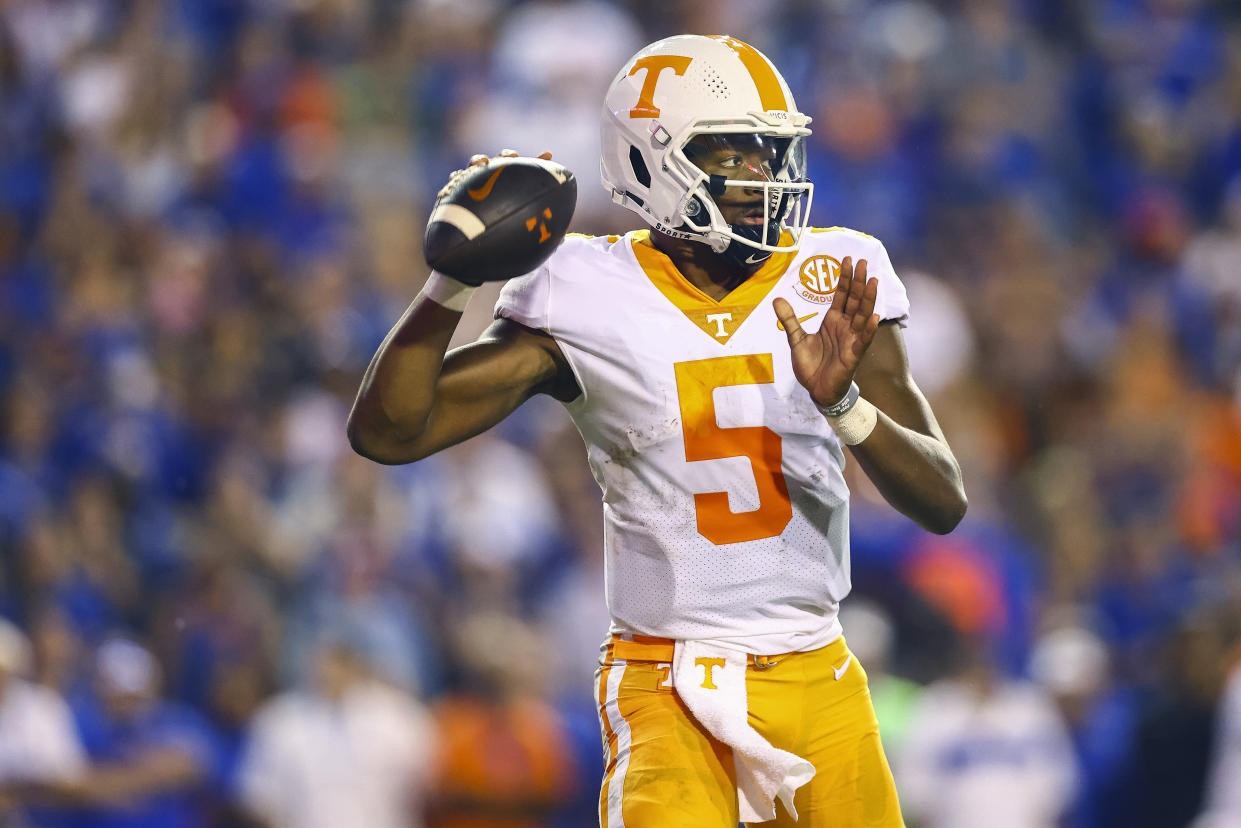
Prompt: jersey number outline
<box><xmin>673</xmin><ymin>354</ymin><xmax>793</xmax><ymax>545</ymax></box>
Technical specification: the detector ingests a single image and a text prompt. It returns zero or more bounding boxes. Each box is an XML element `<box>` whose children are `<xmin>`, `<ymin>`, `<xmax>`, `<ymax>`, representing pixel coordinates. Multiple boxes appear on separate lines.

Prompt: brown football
<box><xmin>424</xmin><ymin>157</ymin><xmax>577</xmax><ymax>285</ymax></box>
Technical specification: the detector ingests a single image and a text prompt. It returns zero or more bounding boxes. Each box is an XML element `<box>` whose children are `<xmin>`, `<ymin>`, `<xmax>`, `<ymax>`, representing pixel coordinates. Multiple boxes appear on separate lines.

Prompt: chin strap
<box><xmin>720</xmin><ymin>222</ymin><xmax>778</xmax><ymax>267</ymax></box>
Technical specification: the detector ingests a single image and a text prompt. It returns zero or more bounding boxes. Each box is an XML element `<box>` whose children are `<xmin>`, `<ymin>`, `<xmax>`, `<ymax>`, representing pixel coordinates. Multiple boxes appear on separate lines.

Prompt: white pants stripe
<box><xmin>598</xmin><ymin>659</ymin><xmax>632</xmax><ymax>828</ymax></box>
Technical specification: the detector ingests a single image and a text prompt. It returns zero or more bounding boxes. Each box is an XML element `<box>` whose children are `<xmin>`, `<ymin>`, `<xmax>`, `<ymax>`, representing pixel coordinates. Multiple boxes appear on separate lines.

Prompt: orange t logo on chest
<box><xmin>628</xmin><ymin>55</ymin><xmax>692</xmax><ymax>118</ymax></box>
<box><xmin>696</xmin><ymin>657</ymin><xmax>726</xmax><ymax>689</ymax></box>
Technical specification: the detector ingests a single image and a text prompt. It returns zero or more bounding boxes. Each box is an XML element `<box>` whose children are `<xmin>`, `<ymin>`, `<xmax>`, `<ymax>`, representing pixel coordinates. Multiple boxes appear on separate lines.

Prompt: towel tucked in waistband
<box><xmin>672</xmin><ymin>639</ymin><xmax>815</xmax><ymax>823</ymax></box>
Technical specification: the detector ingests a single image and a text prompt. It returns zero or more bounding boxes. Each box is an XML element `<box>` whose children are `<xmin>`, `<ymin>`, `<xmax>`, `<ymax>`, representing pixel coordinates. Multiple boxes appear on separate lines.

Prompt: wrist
<box><xmin>815</xmin><ymin>382</ymin><xmax>878</xmax><ymax>446</ymax></box>
<box><xmin>825</xmin><ymin>397</ymin><xmax>878</xmax><ymax>445</ymax></box>
<box><xmin>815</xmin><ymin>382</ymin><xmax>860</xmax><ymax>418</ymax></box>
<box><xmin>421</xmin><ymin>271</ymin><xmax>476</xmax><ymax>312</ymax></box>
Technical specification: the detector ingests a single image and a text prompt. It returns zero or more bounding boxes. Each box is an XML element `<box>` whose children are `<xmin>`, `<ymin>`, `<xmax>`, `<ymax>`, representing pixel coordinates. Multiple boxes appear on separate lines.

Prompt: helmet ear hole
<box><xmin>629</xmin><ymin>146</ymin><xmax>651</xmax><ymax>189</ymax></box>
<box><xmin>684</xmin><ymin>195</ymin><xmax>708</xmax><ymax>225</ymax></box>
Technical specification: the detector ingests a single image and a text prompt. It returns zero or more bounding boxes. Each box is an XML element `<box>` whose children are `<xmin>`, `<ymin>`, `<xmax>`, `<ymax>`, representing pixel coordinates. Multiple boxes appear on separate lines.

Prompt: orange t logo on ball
<box><xmin>526</xmin><ymin>208</ymin><xmax>554</xmax><ymax>243</ymax></box>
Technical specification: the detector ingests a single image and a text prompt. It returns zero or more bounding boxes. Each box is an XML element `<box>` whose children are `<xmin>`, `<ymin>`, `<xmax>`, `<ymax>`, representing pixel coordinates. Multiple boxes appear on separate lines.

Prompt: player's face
<box><xmin>684</xmin><ymin>133</ymin><xmax>785</xmax><ymax>226</ymax></box>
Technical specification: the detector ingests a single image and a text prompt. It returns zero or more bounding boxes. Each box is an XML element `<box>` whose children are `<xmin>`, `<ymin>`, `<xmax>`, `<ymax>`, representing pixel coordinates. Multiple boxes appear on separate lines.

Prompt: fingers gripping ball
<box><xmin>424</xmin><ymin>157</ymin><xmax>577</xmax><ymax>285</ymax></box>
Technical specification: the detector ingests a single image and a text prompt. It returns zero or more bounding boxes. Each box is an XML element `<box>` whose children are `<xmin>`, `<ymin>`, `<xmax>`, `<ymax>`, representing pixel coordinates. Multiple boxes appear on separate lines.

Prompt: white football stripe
<box><xmin>428</xmin><ymin>203</ymin><xmax>486</xmax><ymax>239</ymax></box>
<box><xmin>535</xmin><ymin>158</ymin><xmax>569</xmax><ymax>184</ymax></box>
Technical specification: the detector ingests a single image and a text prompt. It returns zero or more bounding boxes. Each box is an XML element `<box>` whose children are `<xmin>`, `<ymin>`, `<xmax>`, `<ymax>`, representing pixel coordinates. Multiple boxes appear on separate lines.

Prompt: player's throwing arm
<box><xmin>346</xmin><ymin>150</ymin><xmax>580</xmax><ymax>465</ymax></box>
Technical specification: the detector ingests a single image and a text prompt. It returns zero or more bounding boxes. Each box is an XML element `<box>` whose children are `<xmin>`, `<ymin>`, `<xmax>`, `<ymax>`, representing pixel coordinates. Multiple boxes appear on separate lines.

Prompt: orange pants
<box><xmin>594</xmin><ymin>635</ymin><xmax>904</xmax><ymax>827</ymax></box>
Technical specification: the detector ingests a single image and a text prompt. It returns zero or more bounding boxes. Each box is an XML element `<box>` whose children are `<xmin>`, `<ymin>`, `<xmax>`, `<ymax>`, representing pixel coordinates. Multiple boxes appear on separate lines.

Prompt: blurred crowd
<box><xmin>0</xmin><ymin>0</ymin><xmax>1239</xmax><ymax>826</ymax></box>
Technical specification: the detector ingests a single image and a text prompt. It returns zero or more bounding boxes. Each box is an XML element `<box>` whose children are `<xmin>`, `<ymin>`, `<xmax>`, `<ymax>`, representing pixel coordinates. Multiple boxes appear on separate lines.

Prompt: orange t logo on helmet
<box><xmin>627</xmin><ymin>55</ymin><xmax>692</xmax><ymax>118</ymax></box>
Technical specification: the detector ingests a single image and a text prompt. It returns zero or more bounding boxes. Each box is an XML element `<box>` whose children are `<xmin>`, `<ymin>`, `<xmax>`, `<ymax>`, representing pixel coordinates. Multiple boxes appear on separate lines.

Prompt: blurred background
<box><xmin>0</xmin><ymin>0</ymin><xmax>1239</xmax><ymax>826</ymax></box>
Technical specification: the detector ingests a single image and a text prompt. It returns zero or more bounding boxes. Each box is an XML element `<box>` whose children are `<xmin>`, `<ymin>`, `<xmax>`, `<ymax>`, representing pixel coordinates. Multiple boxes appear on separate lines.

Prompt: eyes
<box><xmin>708</xmin><ymin>152</ymin><xmax>775</xmax><ymax>174</ymax></box>
<box><xmin>683</xmin><ymin>134</ymin><xmax>787</xmax><ymax>177</ymax></box>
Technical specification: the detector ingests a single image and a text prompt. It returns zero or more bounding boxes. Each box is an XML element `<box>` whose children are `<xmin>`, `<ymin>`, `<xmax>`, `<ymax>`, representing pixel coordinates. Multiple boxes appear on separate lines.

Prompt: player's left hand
<box><xmin>773</xmin><ymin>256</ymin><xmax>880</xmax><ymax>407</ymax></box>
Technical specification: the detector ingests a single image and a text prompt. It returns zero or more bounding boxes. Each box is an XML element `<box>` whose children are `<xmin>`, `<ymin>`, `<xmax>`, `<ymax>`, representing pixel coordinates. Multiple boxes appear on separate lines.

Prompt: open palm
<box><xmin>773</xmin><ymin>256</ymin><xmax>880</xmax><ymax>408</ymax></box>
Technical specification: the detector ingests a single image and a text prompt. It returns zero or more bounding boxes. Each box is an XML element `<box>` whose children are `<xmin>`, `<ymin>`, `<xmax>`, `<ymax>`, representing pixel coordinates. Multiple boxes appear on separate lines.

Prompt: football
<box><xmin>424</xmin><ymin>156</ymin><xmax>577</xmax><ymax>284</ymax></box>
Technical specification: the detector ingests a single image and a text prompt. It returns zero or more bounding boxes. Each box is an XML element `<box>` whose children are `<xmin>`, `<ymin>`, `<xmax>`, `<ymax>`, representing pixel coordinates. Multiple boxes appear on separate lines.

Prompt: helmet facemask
<box><xmin>673</xmin><ymin>130</ymin><xmax>813</xmax><ymax>265</ymax></box>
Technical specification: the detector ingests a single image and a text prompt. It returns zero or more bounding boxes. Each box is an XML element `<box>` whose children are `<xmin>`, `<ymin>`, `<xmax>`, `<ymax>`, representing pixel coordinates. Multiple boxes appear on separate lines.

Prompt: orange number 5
<box><xmin>673</xmin><ymin>354</ymin><xmax>792</xmax><ymax>545</ymax></box>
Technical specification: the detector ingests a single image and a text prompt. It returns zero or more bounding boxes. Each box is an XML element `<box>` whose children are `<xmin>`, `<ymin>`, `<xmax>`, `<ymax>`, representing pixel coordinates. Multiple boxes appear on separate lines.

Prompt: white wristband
<box><xmin>827</xmin><ymin>396</ymin><xmax>878</xmax><ymax>445</ymax></box>
<box><xmin>422</xmin><ymin>271</ymin><xmax>476</xmax><ymax>312</ymax></box>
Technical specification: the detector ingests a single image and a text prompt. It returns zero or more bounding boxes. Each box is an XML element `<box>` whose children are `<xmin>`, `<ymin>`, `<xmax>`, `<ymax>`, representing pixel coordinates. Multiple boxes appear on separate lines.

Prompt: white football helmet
<box><xmin>600</xmin><ymin>35</ymin><xmax>813</xmax><ymax>261</ymax></box>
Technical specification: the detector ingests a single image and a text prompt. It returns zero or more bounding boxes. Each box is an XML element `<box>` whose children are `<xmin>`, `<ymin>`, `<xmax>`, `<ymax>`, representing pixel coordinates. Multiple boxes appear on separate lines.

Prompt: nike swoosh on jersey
<box><xmin>467</xmin><ymin>168</ymin><xmax>505</xmax><ymax>201</ymax></box>
<box><xmin>832</xmin><ymin>654</ymin><xmax>852</xmax><ymax>680</ymax></box>
<box><xmin>776</xmin><ymin>312</ymin><xmax>819</xmax><ymax>331</ymax></box>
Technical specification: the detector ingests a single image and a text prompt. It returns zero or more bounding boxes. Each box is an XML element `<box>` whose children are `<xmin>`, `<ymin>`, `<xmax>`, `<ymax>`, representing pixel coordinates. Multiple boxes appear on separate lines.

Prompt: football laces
<box><xmin>437</xmin><ymin>166</ymin><xmax>474</xmax><ymax>201</ymax></box>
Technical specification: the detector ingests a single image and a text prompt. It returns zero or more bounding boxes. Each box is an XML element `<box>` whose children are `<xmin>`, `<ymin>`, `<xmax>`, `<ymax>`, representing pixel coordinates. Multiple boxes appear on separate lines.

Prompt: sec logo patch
<box><xmin>796</xmin><ymin>255</ymin><xmax>840</xmax><ymax>304</ymax></box>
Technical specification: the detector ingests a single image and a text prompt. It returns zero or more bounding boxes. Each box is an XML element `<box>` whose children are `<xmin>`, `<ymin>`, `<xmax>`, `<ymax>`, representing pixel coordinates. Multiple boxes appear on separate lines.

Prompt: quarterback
<box><xmin>349</xmin><ymin>35</ymin><xmax>966</xmax><ymax>828</ymax></box>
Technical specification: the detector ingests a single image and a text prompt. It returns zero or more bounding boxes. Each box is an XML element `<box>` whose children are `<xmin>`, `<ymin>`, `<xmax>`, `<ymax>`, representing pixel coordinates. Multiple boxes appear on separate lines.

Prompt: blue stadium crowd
<box><xmin>0</xmin><ymin>0</ymin><xmax>1239</xmax><ymax>826</ymax></box>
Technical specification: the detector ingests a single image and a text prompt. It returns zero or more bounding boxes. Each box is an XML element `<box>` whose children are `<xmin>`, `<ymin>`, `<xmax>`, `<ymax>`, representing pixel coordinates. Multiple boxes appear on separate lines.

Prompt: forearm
<box><xmin>349</xmin><ymin>279</ymin><xmax>567</xmax><ymax>466</ymax></box>
<box><xmin>347</xmin><ymin>293</ymin><xmax>463</xmax><ymax>459</ymax></box>
<box><xmin>846</xmin><ymin>410</ymin><xmax>967</xmax><ymax>534</ymax></box>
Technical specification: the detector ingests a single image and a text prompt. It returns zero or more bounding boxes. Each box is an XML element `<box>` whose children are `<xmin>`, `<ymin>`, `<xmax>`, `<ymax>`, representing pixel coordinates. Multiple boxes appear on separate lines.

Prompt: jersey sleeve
<box><xmin>493</xmin><ymin>264</ymin><xmax>552</xmax><ymax>331</ymax></box>
<box><xmin>862</xmin><ymin>235</ymin><xmax>910</xmax><ymax>326</ymax></box>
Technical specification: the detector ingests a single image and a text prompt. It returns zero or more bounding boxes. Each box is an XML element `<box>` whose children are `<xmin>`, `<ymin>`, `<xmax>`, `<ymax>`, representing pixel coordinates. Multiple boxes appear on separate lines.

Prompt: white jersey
<box><xmin>495</xmin><ymin>228</ymin><xmax>910</xmax><ymax>654</ymax></box>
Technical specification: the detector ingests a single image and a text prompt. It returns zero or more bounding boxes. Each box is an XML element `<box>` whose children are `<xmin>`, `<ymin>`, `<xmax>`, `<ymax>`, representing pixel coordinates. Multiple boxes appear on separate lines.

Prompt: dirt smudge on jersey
<box><xmin>623</xmin><ymin>418</ymin><xmax>682</xmax><ymax>453</ymax></box>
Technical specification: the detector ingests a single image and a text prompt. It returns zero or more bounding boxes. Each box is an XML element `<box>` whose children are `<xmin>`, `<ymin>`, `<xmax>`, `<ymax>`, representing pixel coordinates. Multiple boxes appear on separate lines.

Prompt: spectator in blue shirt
<box><xmin>69</xmin><ymin>637</ymin><xmax>221</xmax><ymax>828</ymax></box>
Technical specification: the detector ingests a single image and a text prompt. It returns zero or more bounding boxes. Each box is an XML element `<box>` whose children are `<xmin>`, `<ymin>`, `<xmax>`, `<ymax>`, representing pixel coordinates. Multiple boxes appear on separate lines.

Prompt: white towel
<box><xmin>672</xmin><ymin>640</ymin><xmax>816</xmax><ymax>823</ymax></box>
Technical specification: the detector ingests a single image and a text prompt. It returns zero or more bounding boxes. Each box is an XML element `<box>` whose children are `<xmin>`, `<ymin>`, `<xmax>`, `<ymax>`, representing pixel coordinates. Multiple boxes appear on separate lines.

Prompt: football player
<box><xmin>348</xmin><ymin>34</ymin><xmax>966</xmax><ymax>828</ymax></box>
